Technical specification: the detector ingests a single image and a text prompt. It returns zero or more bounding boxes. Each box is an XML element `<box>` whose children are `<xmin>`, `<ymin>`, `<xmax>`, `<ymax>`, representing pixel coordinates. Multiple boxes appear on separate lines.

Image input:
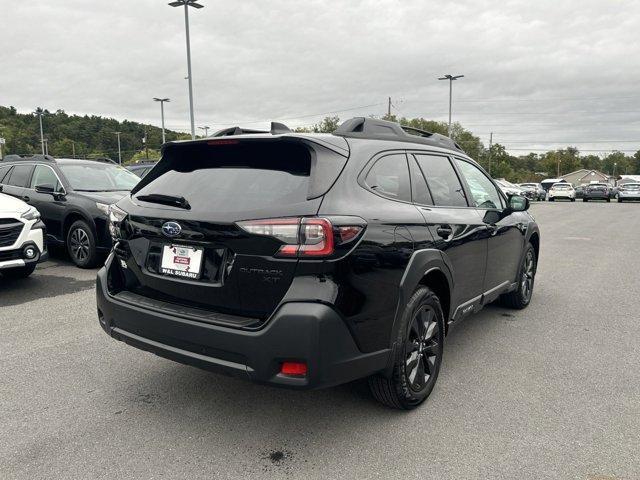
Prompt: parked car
<box><xmin>574</xmin><ymin>185</ymin><xmax>585</xmax><ymax>199</ymax></box>
<box><xmin>494</xmin><ymin>179</ymin><xmax>525</xmax><ymax>197</ymax></box>
<box><xmin>583</xmin><ymin>183</ymin><xmax>610</xmax><ymax>202</ymax></box>
<box><xmin>541</xmin><ymin>178</ymin><xmax>566</xmax><ymax>193</ymax></box>
<box><xmin>0</xmin><ymin>155</ymin><xmax>140</xmax><ymax>267</ymax></box>
<box><xmin>97</xmin><ymin>117</ymin><xmax>540</xmax><ymax>410</ymax></box>
<box><xmin>609</xmin><ymin>185</ymin><xmax>620</xmax><ymax>199</ymax></box>
<box><xmin>126</xmin><ymin>161</ymin><xmax>157</xmax><ymax>179</ymax></box>
<box><xmin>548</xmin><ymin>183</ymin><xmax>576</xmax><ymax>201</ymax></box>
<box><xmin>519</xmin><ymin>183</ymin><xmax>546</xmax><ymax>201</ymax></box>
<box><xmin>0</xmin><ymin>192</ymin><xmax>48</xmax><ymax>278</ymax></box>
<box><xmin>617</xmin><ymin>183</ymin><xmax>640</xmax><ymax>202</ymax></box>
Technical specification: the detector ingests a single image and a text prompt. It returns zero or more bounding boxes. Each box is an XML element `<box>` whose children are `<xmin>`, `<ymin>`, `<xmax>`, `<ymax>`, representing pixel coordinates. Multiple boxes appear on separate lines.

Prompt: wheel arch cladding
<box><xmin>529</xmin><ymin>231</ymin><xmax>540</xmax><ymax>260</ymax></box>
<box><xmin>393</xmin><ymin>249</ymin><xmax>453</xmax><ymax>338</ymax></box>
<box><xmin>63</xmin><ymin>211</ymin><xmax>94</xmax><ymax>238</ymax></box>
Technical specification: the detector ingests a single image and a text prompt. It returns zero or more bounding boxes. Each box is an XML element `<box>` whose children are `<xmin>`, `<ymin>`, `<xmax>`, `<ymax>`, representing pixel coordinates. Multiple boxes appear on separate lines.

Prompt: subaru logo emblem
<box><xmin>162</xmin><ymin>221</ymin><xmax>182</xmax><ymax>238</ymax></box>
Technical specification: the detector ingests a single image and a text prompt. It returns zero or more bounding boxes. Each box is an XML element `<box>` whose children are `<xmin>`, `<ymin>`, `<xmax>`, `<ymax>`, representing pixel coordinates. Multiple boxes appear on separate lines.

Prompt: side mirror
<box><xmin>35</xmin><ymin>184</ymin><xmax>55</xmax><ymax>194</ymax></box>
<box><xmin>509</xmin><ymin>195</ymin><xmax>529</xmax><ymax>212</ymax></box>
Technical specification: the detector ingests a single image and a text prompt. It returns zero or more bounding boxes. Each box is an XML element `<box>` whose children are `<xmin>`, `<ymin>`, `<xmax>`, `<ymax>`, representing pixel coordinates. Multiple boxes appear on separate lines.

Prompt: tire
<box><xmin>618</xmin><ymin>198</ymin><xmax>623</xmax><ymax>203</ymax></box>
<box><xmin>67</xmin><ymin>220</ymin><xmax>99</xmax><ymax>268</ymax></box>
<box><xmin>500</xmin><ymin>244</ymin><xmax>537</xmax><ymax>310</ymax></box>
<box><xmin>1</xmin><ymin>264</ymin><xmax>36</xmax><ymax>279</ymax></box>
<box><xmin>606</xmin><ymin>198</ymin><xmax>611</xmax><ymax>203</ymax></box>
<box><xmin>571</xmin><ymin>198</ymin><xmax>575</xmax><ymax>202</ymax></box>
<box><xmin>549</xmin><ymin>198</ymin><xmax>554</xmax><ymax>202</ymax></box>
<box><xmin>583</xmin><ymin>198</ymin><xmax>588</xmax><ymax>202</ymax></box>
<box><xmin>369</xmin><ymin>287</ymin><xmax>445</xmax><ymax>410</ymax></box>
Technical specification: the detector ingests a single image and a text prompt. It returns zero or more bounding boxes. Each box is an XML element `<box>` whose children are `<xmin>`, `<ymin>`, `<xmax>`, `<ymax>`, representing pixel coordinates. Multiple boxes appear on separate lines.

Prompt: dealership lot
<box><xmin>1</xmin><ymin>202</ymin><xmax>639</xmax><ymax>480</ymax></box>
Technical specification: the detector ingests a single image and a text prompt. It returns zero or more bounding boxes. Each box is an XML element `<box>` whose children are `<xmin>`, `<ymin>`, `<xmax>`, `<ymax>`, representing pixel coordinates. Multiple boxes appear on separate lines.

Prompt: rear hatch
<box><xmin>111</xmin><ymin>136</ymin><xmax>348</xmax><ymax>325</ymax></box>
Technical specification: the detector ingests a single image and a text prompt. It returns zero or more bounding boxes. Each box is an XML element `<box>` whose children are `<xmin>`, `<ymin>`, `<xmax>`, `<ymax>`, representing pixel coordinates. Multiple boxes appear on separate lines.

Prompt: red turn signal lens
<box><xmin>280</xmin><ymin>362</ymin><xmax>307</xmax><ymax>376</ymax></box>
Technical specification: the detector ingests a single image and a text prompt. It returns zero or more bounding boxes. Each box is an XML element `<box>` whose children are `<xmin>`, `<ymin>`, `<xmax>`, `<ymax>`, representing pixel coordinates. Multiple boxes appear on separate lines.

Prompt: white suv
<box><xmin>0</xmin><ymin>192</ymin><xmax>47</xmax><ymax>278</ymax></box>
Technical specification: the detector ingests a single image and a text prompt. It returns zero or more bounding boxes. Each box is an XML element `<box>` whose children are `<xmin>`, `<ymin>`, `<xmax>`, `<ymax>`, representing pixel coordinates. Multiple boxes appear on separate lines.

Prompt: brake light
<box><xmin>237</xmin><ymin>217</ymin><xmax>363</xmax><ymax>258</ymax></box>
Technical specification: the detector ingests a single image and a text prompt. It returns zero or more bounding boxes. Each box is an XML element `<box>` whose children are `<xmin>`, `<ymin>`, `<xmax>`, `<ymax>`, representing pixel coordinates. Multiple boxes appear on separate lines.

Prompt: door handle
<box><xmin>436</xmin><ymin>225</ymin><xmax>453</xmax><ymax>239</ymax></box>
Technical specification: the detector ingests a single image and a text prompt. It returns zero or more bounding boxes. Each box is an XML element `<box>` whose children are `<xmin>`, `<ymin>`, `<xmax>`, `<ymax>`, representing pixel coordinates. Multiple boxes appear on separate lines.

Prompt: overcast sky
<box><xmin>1</xmin><ymin>0</ymin><xmax>639</xmax><ymax>155</ymax></box>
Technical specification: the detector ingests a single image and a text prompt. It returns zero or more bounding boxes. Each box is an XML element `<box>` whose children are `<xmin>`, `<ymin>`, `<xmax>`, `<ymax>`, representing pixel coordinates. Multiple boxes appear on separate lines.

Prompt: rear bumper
<box><xmin>96</xmin><ymin>264</ymin><xmax>389</xmax><ymax>390</ymax></box>
<box><xmin>584</xmin><ymin>192</ymin><xmax>609</xmax><ymax>199</ymax></box>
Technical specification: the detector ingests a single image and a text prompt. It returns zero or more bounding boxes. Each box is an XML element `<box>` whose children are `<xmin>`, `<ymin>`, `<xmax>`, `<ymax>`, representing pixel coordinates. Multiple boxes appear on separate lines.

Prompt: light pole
<box><xmin>438</xmin><ymin>74</ymin><xmax>464</xmax><ymax>137</ymax></box>
<box><xmin>115</xmin><ymin>132</ymin><xmax>122</xmax><ymax>164</ymax></box>
<box><xmin>169</xmin><ymin>0</ymin><xmax>203</xmax><ymax>140</ymax></box>
<box><xmin>199</xmin><ymin>126</ymin><xmax>210</xmax><ymax>137</ymax></box>
<box><xmin>153</xmin><ymin>98</ymin><xmax>170</xmax><ymax>143</ymax></box>
<box><xmin>34</xmin><ymin>107</ymin><xmax>45</xmax><ymax>154</ymax></box>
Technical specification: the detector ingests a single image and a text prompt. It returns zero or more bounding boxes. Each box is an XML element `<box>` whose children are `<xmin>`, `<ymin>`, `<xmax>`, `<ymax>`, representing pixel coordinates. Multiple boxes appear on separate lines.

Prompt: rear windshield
<box><xmin>134</xmin><ymin>141</ymin><xmax>342</xmax><ymax>213</ymax></box>
<box><xmin>553</xmin><ymin>184</ymin><xmax>571</xmax><ymax>190</ymax></box>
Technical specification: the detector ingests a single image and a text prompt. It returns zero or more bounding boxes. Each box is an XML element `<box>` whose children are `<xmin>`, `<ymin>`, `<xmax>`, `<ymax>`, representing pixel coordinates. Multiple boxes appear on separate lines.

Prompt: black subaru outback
<box><xmin>97</xmin><ymin>118</ymin><xmax>540</xmax><ymax>409</ymax></box>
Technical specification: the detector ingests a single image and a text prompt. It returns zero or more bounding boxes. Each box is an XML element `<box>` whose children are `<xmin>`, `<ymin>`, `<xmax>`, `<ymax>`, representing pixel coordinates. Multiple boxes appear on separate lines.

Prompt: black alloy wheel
<box><xmin>67</xmin><ymin>220</ymin><xmax>99</xmax><ymax>268</ymax></box>
<box><xmin>404</xmin><ymin>305</ymin><xmax>442</xmax><ymax>393</ymax></box>
<box><xmin>501</xmin><ymin>243</ymin><xmax>537</xmax><ymax>309</ymax></box>
<box><xmin>369</xmin><ymin>286</ymin><xmax>445</xmax><ymax>409</ymax></box>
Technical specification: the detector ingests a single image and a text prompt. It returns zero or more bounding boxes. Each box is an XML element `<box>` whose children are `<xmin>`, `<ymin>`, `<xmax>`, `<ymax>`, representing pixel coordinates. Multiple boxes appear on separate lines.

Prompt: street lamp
<box><xmin>169</xmin><ymin>0</ymin><xmax>203</xmax><ymax>140</ymax></box>
<box><xmin>438</xmin><ymin>74</ymin><xmax>464</xmax><ymax>137</ymax></box>
<box><xmin>199</xmin><ymin>126</ymin><xmax>210</xmax><ymax>137</ymax></box>
<box><xmin>34</xmin><ymin>107</ymin><xmax>46</xmax><ymax>155</ymax></box>
<box><xmin>115</xmin><ymin>132</ymin><xmax>122</xmax><ymax>164</ymax></box>
<box><xmin>153</xmin><ymin>98</ymin><xmax>170</xmax><ymax>143</ymax></box>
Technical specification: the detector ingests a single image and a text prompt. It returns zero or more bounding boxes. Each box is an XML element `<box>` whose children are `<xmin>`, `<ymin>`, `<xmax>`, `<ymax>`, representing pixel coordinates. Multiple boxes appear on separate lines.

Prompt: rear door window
<box><xmin>413</xmin><ymin>154</ymin><xmax>467</xmax><ymax>207</ymax></box>
<box><xmin>364</xmin><ymin>153</ymin><xmax>411</xmax><ymax>202</ymax></box>
<box><xmin>6</xmin><ymin>164</ymin><xmax>34</xmax><ymax>187</ymax></box>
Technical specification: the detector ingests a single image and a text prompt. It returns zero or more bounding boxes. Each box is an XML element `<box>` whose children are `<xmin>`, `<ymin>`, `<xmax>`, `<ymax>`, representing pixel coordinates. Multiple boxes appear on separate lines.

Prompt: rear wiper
<box><xmin>136</xmin><ymin>193</ymin><xmax>191</xmax><ymax>210</ymax></box>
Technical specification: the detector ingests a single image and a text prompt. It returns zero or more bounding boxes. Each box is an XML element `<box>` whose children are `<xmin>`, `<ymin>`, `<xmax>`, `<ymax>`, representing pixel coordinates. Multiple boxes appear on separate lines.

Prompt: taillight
<box><xmin>237</xmin><ymin>217</ymin><xmax>364</xmax><ymax>258</ymax></box>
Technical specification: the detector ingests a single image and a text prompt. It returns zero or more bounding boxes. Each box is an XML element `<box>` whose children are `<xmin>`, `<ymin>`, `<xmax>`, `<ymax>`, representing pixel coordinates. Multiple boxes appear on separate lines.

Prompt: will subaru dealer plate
<box><xmin>160</xmin><ymin>245</ymin><xmax>204</xmax><ymax>279</ymax></box>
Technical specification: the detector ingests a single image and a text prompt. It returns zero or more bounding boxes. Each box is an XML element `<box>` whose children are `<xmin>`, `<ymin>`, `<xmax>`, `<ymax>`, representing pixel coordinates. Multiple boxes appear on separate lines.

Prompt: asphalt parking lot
<box><xmin>1</xmin><ymin>201</ymin><xmax>639</xmax><ymax>480</ymax></box>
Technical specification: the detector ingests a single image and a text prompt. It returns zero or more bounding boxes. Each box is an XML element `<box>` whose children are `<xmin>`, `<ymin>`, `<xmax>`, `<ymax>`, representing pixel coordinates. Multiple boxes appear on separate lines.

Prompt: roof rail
<box><xmin>334</xmin><ymin>117</ymin><xmax>464</xmax><ymax>152</ymax></box>
<box><xmin>1</xmin><ymin>154</ymin><xmax>55</xmax><ymax>163</ymax></box>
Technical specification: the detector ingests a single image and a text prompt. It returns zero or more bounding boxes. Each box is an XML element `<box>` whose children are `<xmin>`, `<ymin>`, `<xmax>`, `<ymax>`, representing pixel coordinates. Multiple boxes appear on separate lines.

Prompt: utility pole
<box><xmin>143</xmin><ymin>128</ymin><xmax>149</xmax><ymax>160</ymax></box>
<box><xmin>488</xmin><ymin>132</ymin><xmax>493</xmax><ymax>175</ymax></box>
<box><xmin>71</xmin><ymin>141</ymin><xmax>76</xmax><ymax>159</ymax></box>
<box><xmin>438</xmin><ymin>74</ymin><xmax>464</xmax><ymax>137</ymax></box>
<box><xmin>0</xmin><ymin>137</ymin><xmax>5</xmax><ymax>160</ymax></box>
<box><xmin>557</xmin><ymin>158</ymin><xmax>561</xmax><ymax>177</ymax></box>
<box><xmin>115</xmin><ymin>132</ymin><xmax>122</xmax><ymax>164</ymax></box>
<box><xmin>387</xmin><ymin>97</ymin><xmax>392</xmax><ymax>118</ymax></box>
<box><xmin>34</xmin><ymin>107</ymin><xmax>45</xmax><ymax>154</ymax></box>
<box><xmin>198</xmin><ymin>126</ymin><xmax>210</xmax><ymax>137</ymax></box>
<box><xmin>169</xmin><ymin>0</ymin><xmax>204</xmax><ymax>140</ymax></box>
<box><xmin>43</xmin><ymin>138</ymin><xmax>49</xmax><ymax>156</ymax></box>
<box><xmin>153</xmin><ymin>98</ymin><xmax>170</xmax><ymax>143</ymax></box>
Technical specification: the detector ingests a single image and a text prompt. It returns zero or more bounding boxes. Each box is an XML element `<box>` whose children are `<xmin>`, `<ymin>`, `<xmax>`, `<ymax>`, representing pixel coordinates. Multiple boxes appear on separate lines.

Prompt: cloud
<box><xmin>1</xmin><ymin>0</ymin><xmax>639</xmax><ymax>155</ymax></box>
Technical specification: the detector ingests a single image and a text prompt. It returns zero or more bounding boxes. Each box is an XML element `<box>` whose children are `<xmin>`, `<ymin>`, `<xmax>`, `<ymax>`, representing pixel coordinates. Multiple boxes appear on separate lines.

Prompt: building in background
<box><xmin>561</xmin><ymin>169</ymin><xmax>612</xmax><ymax>186</ymax></box>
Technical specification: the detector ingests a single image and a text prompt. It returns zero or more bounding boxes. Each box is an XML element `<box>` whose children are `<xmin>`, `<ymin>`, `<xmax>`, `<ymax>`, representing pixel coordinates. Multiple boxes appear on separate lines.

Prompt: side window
<box><xmin>30</xmin><ymin>165</ymin><xmax>63</xmax><ymax>192</ymax></box>
<box><xmin>364</xmin><ymin>153</ymin><xmax>411</xmax><ymax>202</ymax></box>
<box><xmin>409</xmin><ymin>156</ymin><xmax>432</xmax><ymax>205</ymax></box>
<box><xmin>0</xmin><ymin>166</ymin><xmax>11</xmax><ymax>183</ymax></box>
<box><xmin>413</xmin><ymin>154</ymin><xmax>467</xmax><ymax>207</ymax></box>
<box><xmin>6</xmin><ymin>164</ymin><xmax>34</xmax><ymax>187</ymax></box>
<box><xmin>455</xmin><ymin>159</ymin><xmax>505</xmax><ymax>209</ymax></box>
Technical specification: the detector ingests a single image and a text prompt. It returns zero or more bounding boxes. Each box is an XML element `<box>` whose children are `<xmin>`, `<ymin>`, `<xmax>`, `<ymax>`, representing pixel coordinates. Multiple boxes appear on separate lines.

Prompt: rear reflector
<box><xmin>280</xmin><ymin>362</ymin><xmax>307</xmax><ymax>376</ymax></box>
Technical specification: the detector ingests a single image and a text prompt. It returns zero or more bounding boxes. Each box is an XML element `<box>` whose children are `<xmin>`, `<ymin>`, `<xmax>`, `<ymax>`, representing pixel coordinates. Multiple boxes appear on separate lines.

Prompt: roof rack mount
<box><xmin>334</xmin><ymin>117</ymin><xmax>464</xmax><ymax>152</ymax></box>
